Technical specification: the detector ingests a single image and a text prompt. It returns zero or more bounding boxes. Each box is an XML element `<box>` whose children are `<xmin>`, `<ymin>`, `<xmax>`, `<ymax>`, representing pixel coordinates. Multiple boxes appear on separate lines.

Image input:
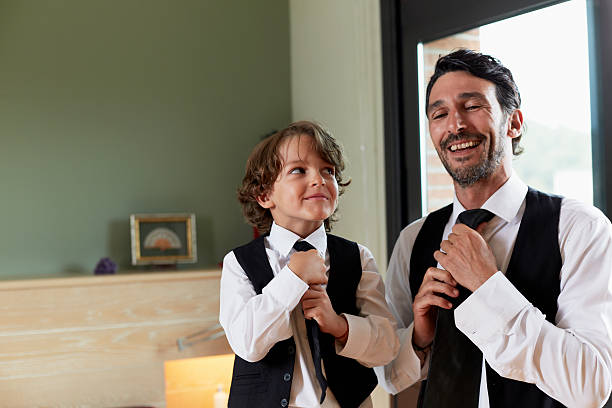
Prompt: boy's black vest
<box><xmin>228</xmin><ymin>234</ymin><xmax>377</xmax><ymax>408</ymax></box>
<box><xmin>410</xmin><ymin>188</ymin><xmax>567</xmax><ymax>407</ymax></box>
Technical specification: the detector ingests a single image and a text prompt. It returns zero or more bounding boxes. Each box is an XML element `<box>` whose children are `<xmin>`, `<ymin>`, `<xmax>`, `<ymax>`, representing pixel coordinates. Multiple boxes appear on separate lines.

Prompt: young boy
<box><xmin>219</xmin><ymin>121</ymin><xmax>399</xmax><ymax>408</ymax></box>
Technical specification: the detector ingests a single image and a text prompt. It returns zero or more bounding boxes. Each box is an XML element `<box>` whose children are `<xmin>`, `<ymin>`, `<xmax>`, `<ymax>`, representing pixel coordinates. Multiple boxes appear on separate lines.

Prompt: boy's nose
<box><xmin>310</xmin><ymin>172</ymin><xmax>325</xmax><ymax>186</ymax></box>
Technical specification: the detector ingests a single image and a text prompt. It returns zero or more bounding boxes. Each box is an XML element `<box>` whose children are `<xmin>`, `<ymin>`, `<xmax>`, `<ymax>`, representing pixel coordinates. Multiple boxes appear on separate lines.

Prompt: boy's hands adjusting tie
<box><xmin>293</xmin><ymin>240</ymin><xmax>328</xmax><ymax>403</ymax></box>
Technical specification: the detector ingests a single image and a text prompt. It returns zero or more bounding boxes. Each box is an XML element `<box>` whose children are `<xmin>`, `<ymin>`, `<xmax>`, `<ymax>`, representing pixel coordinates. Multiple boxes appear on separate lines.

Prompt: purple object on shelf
<box><xmin>94</xmin><ymin>257</ymin><xmax>117</xmax><ymax>275</ymax></box>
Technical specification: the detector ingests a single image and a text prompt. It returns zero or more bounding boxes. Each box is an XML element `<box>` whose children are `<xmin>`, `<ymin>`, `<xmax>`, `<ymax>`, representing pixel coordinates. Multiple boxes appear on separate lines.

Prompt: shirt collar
<box><xmin>268</xmin><ymin>222</ymin><xmax>327</xmax><ymax>258</ymax></box>
<box><xmin>451</xmin><ymin>171</ymin><xmax>528</xmax><ymax>224</ymax></box>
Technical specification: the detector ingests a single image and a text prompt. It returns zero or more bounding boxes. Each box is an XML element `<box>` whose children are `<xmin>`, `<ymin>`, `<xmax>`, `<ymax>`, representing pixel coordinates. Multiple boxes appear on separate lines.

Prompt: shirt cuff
<box><xmin>454</xmin><ymin>271</ymin><xmax>531</xmax><ymax>343</ymax></box>
<box><xmin>335</xmin><ymin>313</ymin><xmax>369</xmax><ymax>358</ymax></box>
<box><xmin>262</xmin><ymin>265</ymin><xmax>309</xmax><ymax>311</ymax></box>
<box><xmin>386</xmin><ymin>324</ymin><xmax>427</xmax><ymax>393</ymax></box>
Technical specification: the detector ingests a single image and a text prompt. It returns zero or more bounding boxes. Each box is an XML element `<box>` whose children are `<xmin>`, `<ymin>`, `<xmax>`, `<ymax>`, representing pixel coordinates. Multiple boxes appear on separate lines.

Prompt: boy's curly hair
<box><xmin>238</xmin><ymin>120</ymin><xmax>350</xmax><ymax>234</ymax></box>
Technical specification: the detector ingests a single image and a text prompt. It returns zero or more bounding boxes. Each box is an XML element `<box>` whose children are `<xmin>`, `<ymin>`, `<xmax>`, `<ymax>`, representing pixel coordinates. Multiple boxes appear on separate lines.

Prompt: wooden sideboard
<box><xmin>0</xmin><ymin>270</ymin><xmax>231</xmax><ymax>408</ymax></box>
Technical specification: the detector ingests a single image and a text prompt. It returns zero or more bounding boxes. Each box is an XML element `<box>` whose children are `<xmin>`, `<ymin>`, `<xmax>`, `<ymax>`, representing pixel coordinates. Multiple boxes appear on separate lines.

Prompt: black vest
<box><xmin>228</xmin><ymin>234</ymin><xmax>378</xmax><ymax>408</ymax></box>
<box><xmin>410</xmin><ymin>188</ymin><xmax>568</xmax><ymax>407</ymax></box>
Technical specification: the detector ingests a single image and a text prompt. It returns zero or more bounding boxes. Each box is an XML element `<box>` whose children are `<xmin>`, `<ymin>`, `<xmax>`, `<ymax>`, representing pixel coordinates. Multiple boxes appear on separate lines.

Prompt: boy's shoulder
<box><xmin>232</xmin><ymin>235</ymin><xmax>266</xmax><ymax>251</ymax></box>
<box><xmin>326</xmin><ymin>232</ymin><xmax>357</xmax><ymax>246</ymax></box>
<box><xmin>231</xmin><ymin>236</ymin><xmax>267</xmax><ymax>261</ymax></box>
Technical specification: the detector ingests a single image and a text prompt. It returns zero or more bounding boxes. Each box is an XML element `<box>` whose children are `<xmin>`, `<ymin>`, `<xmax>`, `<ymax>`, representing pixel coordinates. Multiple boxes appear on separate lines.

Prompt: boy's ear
<box><xmin>256</xmin><ymin>193</ymin><xmax>275</xmax><ymax>209</ymax></box>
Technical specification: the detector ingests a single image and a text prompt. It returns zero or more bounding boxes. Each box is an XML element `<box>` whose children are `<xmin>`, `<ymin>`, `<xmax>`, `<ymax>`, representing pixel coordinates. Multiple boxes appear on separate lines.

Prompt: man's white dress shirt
<box><xmin>375</xmin><ymin>173</ymin><xmax>612</xmax><ymax>407</ymax></box>
<box><xmin>220</xmin><ymin>222</ymin><xmax>399</xmax><ymax>408</ymax></box>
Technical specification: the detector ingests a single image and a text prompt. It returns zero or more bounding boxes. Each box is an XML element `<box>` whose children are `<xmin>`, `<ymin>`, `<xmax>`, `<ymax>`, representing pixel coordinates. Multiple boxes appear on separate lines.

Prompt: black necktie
<box><xmin>457</xmin><ymin>208</ymin><xmax>495</xmax><ymax>231</ymax></box>
<box><xmin>422</xmin><ymin>209</ymin><xmax>495</xmax><ymax>407</ymax></box>
<box><xmin>452</xmin><ymin>209</ymin><xmax>495</xmax><ymax>305</ymax></box>
<box><xmin>293</xmin><ymin>240</ymin><xmax>328</xmax><ymax>403</ymax></box>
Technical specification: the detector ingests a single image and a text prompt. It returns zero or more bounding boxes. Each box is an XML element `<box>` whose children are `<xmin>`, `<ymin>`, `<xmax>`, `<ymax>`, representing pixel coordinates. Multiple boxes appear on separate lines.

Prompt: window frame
<box><xmin>381</xmin><ymin>0</ymin><xmax>612</xmax><ymax>258</ymax></box>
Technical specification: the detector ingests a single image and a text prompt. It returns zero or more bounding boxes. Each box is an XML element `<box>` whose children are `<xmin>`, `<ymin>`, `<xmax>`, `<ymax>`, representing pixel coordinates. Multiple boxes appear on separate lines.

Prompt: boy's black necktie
<box><xmin>423</xmin><ymin>208</ymin><xmax>495</xmax><ymax>407</ymax></box>
<box><xmin>293</xmin><ymin>240</ymin><xmax>328</xmax><ymax>403</ymax></box>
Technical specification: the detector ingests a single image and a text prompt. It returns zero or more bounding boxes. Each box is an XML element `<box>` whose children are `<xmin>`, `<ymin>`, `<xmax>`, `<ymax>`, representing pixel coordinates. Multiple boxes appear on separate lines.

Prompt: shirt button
<box><xmin>281</xmin><ymin>398</ymin><xmax>288</xmax><ymax>407</ymax></box>
<box><xmin>288</xmin><ymin>345</ymin><xmax>295</xmax><ymax>355</ymax></box>
<box><xmin>283</xmin><ymin>373</ymin><xmax>291</xmax><ymax>381</ymax></box>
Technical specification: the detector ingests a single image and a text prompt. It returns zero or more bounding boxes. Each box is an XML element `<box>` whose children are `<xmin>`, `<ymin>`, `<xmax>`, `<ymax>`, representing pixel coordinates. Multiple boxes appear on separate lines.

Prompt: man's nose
<box><xmin>448</xmin><ymin>110</ymin><xmax>467</xmax><ymax>134</ymax></box>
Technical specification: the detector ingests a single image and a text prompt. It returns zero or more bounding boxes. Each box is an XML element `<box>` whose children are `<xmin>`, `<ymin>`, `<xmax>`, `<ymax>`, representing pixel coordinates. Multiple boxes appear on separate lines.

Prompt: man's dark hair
<box><xmin>426</xmin><ymin>49</ymin><xmax>524</xmax><ymax>155</ymax></box>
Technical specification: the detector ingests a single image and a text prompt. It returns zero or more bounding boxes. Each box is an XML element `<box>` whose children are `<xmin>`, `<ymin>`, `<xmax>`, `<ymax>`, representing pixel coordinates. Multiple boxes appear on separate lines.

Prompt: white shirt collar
<box><xmin>268</xmin><ymin>222</ymin><xmax>327</xmax><ymax>258</ymax></box>
<box><xmin>450</xmin><ymin>171</ymin><xmax>528</xmax><ymax>224</ymax></box>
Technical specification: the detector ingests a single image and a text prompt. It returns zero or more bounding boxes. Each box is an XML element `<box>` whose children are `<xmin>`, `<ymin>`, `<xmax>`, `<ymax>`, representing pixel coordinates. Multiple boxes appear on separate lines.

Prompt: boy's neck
<box><xmin>274</xmin><ymin>220</ymin><xmax>324</xmax><ymax>238</ymax></box>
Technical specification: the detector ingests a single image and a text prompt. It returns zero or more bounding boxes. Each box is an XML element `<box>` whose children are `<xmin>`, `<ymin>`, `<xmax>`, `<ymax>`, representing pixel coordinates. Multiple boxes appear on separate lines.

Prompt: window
<box><xmin>418</xmin><ymin>0</ymin><xmax>592</xmax><ymax>213</ymax></box>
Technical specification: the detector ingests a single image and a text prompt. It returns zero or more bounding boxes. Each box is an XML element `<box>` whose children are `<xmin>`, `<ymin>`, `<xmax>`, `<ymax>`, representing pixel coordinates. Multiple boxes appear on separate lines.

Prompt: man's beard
<box><xmin>437</xmin><ymin>131</ymin><xmax>505</xmax><ymax>188</ymax></box>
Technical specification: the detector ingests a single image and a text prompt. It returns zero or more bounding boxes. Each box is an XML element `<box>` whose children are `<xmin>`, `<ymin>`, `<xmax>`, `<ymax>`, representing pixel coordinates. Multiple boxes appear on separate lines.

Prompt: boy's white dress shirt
<box><xmin>220</xmin><ymin>222</ymin><xmax>399</xmax><ymax>408</ymax></box>
<box><xmin>374</xmin><ymin>173</ymin><xmax>612</xmax><ymax>407</ymax></box>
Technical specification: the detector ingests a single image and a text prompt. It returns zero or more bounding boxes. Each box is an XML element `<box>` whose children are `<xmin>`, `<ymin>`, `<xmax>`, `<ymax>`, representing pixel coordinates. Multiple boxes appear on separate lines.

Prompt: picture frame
<box><xmin>130</xmin><ymin>213</ymin><xmax>197</xmax><ymax>266</ymax></box>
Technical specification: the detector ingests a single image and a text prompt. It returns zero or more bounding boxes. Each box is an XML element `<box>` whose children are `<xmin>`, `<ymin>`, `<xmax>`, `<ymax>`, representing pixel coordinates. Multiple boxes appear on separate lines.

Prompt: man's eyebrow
<box><xmin>427</xmin><ymin>92</ymin><xmax>487</xmax><ymax>114</ymax></box>
<box><xmin>427</xmin><ymin>100</ymin><xmax>444</xmax><ymax>114</ymax></box>
<box><xmin>458</xmin><ymin>91</ymin><xmax>487</xmax><ymax>100</ymax></box>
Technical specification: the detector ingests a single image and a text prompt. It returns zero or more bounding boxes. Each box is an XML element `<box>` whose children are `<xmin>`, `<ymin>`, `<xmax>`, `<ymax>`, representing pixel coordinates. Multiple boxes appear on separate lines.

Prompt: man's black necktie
<box><xmin>453</xmin><ymin>209</ymin><xmax>495</xmax><ymax>304</ymax></box>
<box><xmin>293</xmin><ymin>240</ymin><xmax>328</xmax><ymax>403</ymax></box>
<box><xmin>457</xmin><ymin>209</ymin><xmax>495</xmax><ymax>233</ymax></box>
<box><xmin>422</xmin><ymin>209</ymin><xmax>495</xmax><ymax>407</ymax></box>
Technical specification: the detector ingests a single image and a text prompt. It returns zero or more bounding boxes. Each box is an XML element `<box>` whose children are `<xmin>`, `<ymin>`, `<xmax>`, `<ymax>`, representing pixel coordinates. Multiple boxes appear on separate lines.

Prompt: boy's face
<box><xmin>257</xmin><ymin>134</ymin><xmax>339</xmax><ymax>238</ymax></box>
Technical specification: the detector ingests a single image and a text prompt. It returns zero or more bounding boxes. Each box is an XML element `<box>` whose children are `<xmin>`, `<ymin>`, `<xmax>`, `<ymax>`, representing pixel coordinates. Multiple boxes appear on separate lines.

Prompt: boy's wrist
<box><xmin>287</xmin><ymin>261</ymin><xmax>308</xmax><ymax>284</ymax></box>
<box><xmin>334</xmin><ymin>315</ymin><xmax>349</xmax><ymax>344</ymax></box>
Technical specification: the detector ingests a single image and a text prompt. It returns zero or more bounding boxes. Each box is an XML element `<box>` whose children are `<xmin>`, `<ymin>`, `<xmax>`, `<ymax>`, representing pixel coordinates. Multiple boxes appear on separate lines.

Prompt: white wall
<box><xmin>289</xmin><ymin>0</ymin><xmax>387</xmax><ymax>273</ymax></box>
<box><xmin>290</xmin><ymin>2</ymin><xmax>389</xmax><ymax>407</ymax></box>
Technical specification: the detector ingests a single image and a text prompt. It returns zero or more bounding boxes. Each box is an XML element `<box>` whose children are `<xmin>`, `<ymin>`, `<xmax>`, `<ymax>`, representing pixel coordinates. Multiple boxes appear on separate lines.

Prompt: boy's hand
<box><xmin>288</xmin><ymin>250</ymin><xmax>328</xmax><ymax>285</ymax></box>
<box><xmin>301</xmin><ymin>285</ymin><xmax>348</xmax><ymax>342</ymax></box>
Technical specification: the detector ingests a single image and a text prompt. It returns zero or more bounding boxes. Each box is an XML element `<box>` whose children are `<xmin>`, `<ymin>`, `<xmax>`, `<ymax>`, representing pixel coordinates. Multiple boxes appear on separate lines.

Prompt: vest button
<box><xmin>283</xmin><ymin>373</ymin><xmax>291</xmax><ymax>381</ymax></box>
<box><xmin>288</xmin><ymin>345</ymin><xmax>295</xmax><ymax>355</ymax></box>
<box><xmin>280</xmin><ymin>398</ymin><xmax>288</xmax><ymax>407</ymax></box>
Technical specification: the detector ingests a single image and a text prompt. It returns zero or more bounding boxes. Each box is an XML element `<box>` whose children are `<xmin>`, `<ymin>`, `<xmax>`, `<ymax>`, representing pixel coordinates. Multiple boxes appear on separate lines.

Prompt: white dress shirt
<box><xmin>375</xmin><ymin>173</ymin><xmax>612</xmax><ymax>407</ymax></box>
<box><xmin>220</xmin><ymin>222</ymin><xmax>399</xmax><ymax>408</ymax></box>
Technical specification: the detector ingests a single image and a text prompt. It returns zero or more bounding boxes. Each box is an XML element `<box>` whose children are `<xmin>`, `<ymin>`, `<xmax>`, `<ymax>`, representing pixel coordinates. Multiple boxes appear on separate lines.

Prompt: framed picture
<box><xmin>130</xmin><ymin>213</ymin><xmax>197</xmax><ymax>265</ymax></box>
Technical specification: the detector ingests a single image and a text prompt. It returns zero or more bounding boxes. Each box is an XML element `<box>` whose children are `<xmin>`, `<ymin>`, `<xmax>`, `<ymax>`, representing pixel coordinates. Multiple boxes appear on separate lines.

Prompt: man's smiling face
<box><xmin>427</xmin><ymin>70</ymin><xmax>510</xmax><ymax>187</ymax></box>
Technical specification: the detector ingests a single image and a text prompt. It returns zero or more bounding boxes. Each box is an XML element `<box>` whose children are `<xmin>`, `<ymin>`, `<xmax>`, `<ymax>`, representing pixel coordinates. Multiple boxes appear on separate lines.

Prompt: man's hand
<box><xmin>302</xmin><ymin>285</ymin><xmax>348</xmax><ymax>342</ymax></box>
<box><xmin>288</xmin><ymin>250</ymin><xmax>328</xmax><ymax>286</ymax></box>
<box><xmin>434</xmin><ymin>223</ymin><xmax>498</xmax><ymax>292</ymax></box>
<box><xmin>412</xmin><ymin>267</ymin><xmax>458</xmax><ymax>349</ymax></box>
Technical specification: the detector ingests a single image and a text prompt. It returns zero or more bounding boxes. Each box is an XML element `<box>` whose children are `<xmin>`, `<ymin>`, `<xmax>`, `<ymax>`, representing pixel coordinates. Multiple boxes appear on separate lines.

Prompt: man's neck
<box><xmin>454</xmin><ymin>168</ymin><xmax>511</xmax><ymax>209</ymax></box>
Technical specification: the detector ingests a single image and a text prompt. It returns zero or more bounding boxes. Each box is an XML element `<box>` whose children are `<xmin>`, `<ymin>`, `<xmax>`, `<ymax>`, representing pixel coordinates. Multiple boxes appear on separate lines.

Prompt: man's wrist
<box><xmin>412</xmin><ymin>337</ymin><xmax>432</xmax><ymax>352</ymax></box>
<box><xmin>412</xmin><ymin>338</ymin><xmax>432</xmax><ymax>367</ymax></box>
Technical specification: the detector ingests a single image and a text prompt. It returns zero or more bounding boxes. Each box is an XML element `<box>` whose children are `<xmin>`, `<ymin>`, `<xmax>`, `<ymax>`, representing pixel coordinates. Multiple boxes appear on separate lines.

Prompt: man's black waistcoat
<box><xmin>409</xmin><ymin>188</ymin><xmax>567</xmax><ymax>408</ymax></box>
<box><xmin>228</xmin><ymin>233</ymin><xmax>377</xmax><ymax>408</ymax></box>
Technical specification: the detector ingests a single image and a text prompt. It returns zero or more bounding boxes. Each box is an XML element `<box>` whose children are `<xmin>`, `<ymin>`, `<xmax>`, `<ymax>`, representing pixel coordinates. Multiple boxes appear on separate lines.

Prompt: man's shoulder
<box><xmin>559</xmin><ymin>197</ymin><xmax>611</xmax><ymax>230</ymax></box>
<box><xmin>393</xmin><ymin>216</ymin><xmax>428</xmax><ymax>253</ymax></box>
<box><xmin>397</xmin><ymin>204</ymin><xmax>453</xmax><ymax>241</ymax></box>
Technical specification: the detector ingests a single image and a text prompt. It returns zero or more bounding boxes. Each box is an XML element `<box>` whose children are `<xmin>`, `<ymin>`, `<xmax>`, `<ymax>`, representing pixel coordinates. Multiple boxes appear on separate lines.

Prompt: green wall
<box><xmin>0</xmin><ymin>0</ymin><xmax>291</xmax><ymax>279</ymax></box>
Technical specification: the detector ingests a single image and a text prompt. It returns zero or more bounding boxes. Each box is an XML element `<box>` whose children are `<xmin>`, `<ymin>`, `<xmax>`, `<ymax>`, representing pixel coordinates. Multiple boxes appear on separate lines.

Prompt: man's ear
<box><xmin>256</xmin><ymin>193</ymin><xmax>274</xmax><ymax>209</ymax></box>
<box><xmin>507</xmin><ymin>109</ymin><xmax>523</xmax><ymax>139</ymax></box>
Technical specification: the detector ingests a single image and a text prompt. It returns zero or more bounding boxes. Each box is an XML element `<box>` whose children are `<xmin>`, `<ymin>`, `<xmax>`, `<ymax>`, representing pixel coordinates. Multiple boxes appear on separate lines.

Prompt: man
<box><xmin>375</xmin><ymin>49</ymin><xmax>612</xmax><ymax>407</ymax></box>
